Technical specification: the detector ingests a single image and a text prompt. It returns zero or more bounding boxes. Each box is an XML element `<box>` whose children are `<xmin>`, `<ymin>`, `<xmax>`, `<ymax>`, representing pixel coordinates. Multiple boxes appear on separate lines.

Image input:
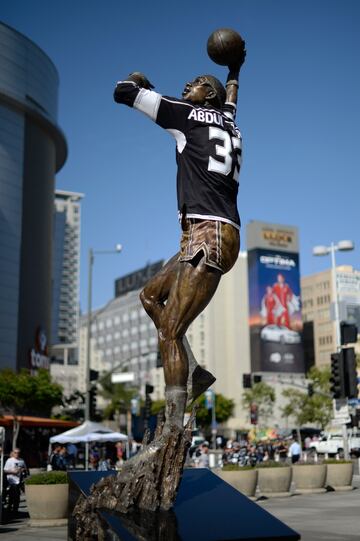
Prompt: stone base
<box><xmin>69</xmin><ymin>469</ymin><xmax>301</xmax><ymax>540</ymax></box>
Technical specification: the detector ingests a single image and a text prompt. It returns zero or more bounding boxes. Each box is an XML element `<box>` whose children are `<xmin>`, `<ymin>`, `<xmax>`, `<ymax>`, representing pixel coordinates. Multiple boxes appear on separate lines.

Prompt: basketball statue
<box><xmin>73</xmin><ymin>28</ymin><xmax>246</xmax><ymax>537</ymax></box>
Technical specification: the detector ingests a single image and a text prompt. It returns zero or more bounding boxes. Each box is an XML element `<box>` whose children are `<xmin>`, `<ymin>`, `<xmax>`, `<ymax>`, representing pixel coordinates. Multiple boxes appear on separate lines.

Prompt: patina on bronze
<box><xmin>73</xmin><ymin>30</ymin><xmax>246</xmax><ymax>536</ymax></box>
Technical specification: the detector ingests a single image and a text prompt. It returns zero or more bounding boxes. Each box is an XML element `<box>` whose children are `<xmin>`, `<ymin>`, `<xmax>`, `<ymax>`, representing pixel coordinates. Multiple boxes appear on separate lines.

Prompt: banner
<box><xmin>248</xmin><ymin>248</ymin><xmax>304</xmax><ymax>373</ymax></box>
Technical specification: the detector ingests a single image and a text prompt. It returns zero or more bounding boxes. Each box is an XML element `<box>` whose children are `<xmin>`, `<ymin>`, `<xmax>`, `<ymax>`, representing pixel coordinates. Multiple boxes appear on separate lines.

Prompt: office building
<box><xmin>78</xmin><ymin>262</ymin><xmax>164</xmax><ymax>396</ymax></box>
<box><xmin>51</xmin><ymin>190</ymin><xmax>83</xmax><ymax>345</ymax></box>
<box><xmin>0</xmin><ymin>22</ymin><xmax>67</xmax><ymax>371</ymax></box>
<box><xmin>301</xmin><ymin>266</ymin><xmax>360</xmax><ymax>366</ymax></box>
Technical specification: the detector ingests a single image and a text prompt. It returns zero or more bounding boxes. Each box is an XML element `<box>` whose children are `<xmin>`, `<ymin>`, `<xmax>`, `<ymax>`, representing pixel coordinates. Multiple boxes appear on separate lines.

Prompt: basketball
<box><xmin>207</xmin><ymin>28</ymin><xmax>245</xmax><ymax>66</ymax></box>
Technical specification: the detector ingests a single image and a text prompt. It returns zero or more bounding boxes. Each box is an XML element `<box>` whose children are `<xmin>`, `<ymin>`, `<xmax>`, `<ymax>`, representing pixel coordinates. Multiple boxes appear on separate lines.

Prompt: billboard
<box><xmin>247</xmin><ymin>222</ymin><xmax>304</xmax><ymax>373</ymax></box>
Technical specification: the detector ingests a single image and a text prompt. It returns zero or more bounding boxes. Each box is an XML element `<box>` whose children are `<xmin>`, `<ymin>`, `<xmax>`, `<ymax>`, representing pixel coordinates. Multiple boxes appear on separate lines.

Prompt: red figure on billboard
<box><xmin>272</xmin><ymin>273</ymin><xmax>293</xmax><ymax>328</ymax></box>
<box><xmin>261</xmin><ymin>286</ymin><xmax>277</xmax><ymax>325</ymax></box>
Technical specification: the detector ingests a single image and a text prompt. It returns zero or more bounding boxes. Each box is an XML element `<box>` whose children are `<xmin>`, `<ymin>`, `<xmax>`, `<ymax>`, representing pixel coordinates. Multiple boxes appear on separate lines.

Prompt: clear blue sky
<box><xmin>2</xmin><ymin>0</ymin><xmax>359</xmax><ymax>311</ymax></box>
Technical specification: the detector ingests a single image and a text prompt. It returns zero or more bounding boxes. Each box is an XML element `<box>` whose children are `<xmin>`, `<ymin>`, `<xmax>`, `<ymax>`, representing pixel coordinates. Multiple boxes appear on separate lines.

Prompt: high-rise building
<box><xmin>51</xmin><ymin>190</ymin><xmax>83</xmax><ymax>345</ymax></box>
<box><xmin>301</xmin><ymin>265</ymin><xmax>360</xmax><ymax>366</ymax></box>
<box><xmin>0</xmin><ymin>22</ymin><xmax>67</xmax><ymax>371</ymax></box>
<box><xmin>78</xmin><ymin>262</ymin><xmax>163</xmax><ymax>396</ymax></box>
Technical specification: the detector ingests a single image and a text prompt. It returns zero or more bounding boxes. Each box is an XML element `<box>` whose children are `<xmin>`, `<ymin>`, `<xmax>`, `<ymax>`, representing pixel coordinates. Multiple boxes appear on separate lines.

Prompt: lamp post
<box><xmin>85</xmin><ymin>244</ymin><xmax>122</xmax><ymax>422</ymax></box>
<box><xmin>313</xmin><ymin>239</ymin><xmax>354</xmax><ymax>459</ymax></box>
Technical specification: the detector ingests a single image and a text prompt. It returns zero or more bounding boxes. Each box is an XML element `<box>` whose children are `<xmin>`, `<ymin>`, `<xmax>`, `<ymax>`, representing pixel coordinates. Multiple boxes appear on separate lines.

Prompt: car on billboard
<box><xmin>260</xmin><ymin>324</ymin><xmax>301</xmax><ymax>344</ymax></box>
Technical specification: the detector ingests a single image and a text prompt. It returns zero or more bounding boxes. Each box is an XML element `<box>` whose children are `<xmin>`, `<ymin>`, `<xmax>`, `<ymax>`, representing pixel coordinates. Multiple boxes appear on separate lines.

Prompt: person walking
<box><xmin>289</xmin><ymin>438</ymin><xmax>302</xmax><ymax>464</ymax></box>
<box><xmin>4</xmin><ymin>448</ymin><xmax>27</xmax><ymax>513</ymax></box>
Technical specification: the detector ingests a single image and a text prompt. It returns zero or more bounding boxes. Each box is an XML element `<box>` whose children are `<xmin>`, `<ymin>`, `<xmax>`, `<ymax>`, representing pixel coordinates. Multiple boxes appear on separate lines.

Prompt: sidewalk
<box><xmin>1</xmin><ymin>476</ymin><xmax>359</xmax><ymax>540</ymax></box>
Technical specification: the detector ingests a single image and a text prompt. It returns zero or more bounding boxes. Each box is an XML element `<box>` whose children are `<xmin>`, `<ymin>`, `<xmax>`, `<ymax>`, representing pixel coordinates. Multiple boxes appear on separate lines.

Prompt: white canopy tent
<box><xmin>49</xmin><ymin>420</ymin><xmax>129</xmax><ymax>469</ymax></box>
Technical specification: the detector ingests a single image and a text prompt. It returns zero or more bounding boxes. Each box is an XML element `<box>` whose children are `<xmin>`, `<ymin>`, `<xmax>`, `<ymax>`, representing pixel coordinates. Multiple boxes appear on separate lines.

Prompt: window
<box><xmin>114</xmin><ymin>316</ymin><xmax>120</xmax><ymax>325</ymax></box>
<box><xmin>106</xmin><ymin>318</ymin><xmax>112</xmax><ymax>328</ymax></box>
<box><xmin>131</xmin><ymin>326</ymin><xmax>138</xmax><ymax>335</ymax></box>
<box><xmin>106</xmin><ymin>334</ymin><xmax>112</xmax><ymax>342</ymax></box>
<box><xmin>122</xmin><ymin>329</ymin><xmax>129</xmax><ymax>338</ymax></box>
<box><xmin>140</xmin><ymin>323</ymin><xmax>147</xmax><ymax>333</ymax></box>
<box><xmin>131</xmin><ymin>310</ymin><xmax>137</xmax><ymax>320</ymax></box>
<box><xmin>114</xmin><ymin>331</ymin><xmax>120</xmax><ymax>340</ymax></box>
<box><xmin>114</xmin><ymin>346</ymin><xmax>120</xmax><ymax>354</ymax></box>
<box><xmin>122</xmin><ymin>344</ymin><xmax>129</xmax><ymax>352</ymax></box>
<box><xmin>123</xmin><ymin>313</ymin><xmax>129</xmax><ymax>323</ymax></box>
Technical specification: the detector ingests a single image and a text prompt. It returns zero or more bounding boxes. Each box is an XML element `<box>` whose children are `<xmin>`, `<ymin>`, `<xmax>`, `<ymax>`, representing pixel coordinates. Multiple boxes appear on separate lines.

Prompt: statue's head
<box><xmin>182</xmin><ymin>75</ymin><xmax>226</xmax><ymax>109</ymax></box>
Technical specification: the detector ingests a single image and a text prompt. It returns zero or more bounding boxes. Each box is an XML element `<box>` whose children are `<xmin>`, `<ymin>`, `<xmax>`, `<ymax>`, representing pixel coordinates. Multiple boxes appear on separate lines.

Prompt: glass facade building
<box><xmin>0</xmin><ymin>22</ymin><xmax>67</xmax><ymax>370</ymax></box>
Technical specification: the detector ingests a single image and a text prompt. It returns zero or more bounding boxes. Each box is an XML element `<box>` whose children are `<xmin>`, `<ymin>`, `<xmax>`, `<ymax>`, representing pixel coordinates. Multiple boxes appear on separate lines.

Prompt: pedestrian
<box><xmin>66</xmin><ymin>443</ymin><xmax>78</xmax><ymax>468</ymax></box>
<box><xmin>289</xmin><ymin>438</ymin><xmax>302</xmax><ymax>464</ymax></box>
<box><xmin>196</xmin><ymin>443</ymin><xmax>210</xmax><ymax>468</ymax></box>
<box><xmin>4</xmin><ymin>448</ymin><xmax>27</xmax><ymax>513</ymax></box>
<box><xmin>50</xmin><ymin>444</ymin><xmax>68</xmax><ymax>471</ymax></box>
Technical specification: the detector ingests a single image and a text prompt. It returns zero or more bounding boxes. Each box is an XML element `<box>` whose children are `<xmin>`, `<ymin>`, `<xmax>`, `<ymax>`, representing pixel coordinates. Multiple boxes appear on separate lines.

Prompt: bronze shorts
<box><xmin>179</xmin><ymin>219</ymin><xmax>240</xmax><ymax>274</ymax></box>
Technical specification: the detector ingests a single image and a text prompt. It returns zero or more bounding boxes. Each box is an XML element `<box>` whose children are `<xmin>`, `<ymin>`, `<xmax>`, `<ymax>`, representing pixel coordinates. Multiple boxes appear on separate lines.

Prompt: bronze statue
<box><xmin>113</xmin><ymin>39</ymin><xmax>245</xmax><ymax>437</ymax></box>
<box><xmin>73</xmin><ymin>32</ymin><xmax>246</xmax><ymax>532</ymax></box>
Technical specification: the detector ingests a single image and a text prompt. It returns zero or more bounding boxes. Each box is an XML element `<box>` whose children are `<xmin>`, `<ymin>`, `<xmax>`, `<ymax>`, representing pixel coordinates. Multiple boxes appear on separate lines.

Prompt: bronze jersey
<box><xmin>114</xmin><ymin>81</ymin><xmax>242</xmax><ymax>229</ymax></box>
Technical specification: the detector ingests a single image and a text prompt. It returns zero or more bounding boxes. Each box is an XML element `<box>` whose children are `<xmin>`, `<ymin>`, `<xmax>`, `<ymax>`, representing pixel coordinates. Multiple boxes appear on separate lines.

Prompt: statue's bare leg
<box><xmin>141</xmin><ymin>253</ymin><xmax>221</xmax><ymax>431</ymax></box>
<box><xmin>140</xmin><ymin>255</ymin><xmax>216</xmax><ymax>403</ymax></box>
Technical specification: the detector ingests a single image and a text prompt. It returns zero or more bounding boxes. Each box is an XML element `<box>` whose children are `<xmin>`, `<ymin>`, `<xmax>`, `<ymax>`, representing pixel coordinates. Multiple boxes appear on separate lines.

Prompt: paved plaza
<box><xmin>1</xmin><ymin>475</ymin><xmax>359</xmax><ymax>540</ymax></box>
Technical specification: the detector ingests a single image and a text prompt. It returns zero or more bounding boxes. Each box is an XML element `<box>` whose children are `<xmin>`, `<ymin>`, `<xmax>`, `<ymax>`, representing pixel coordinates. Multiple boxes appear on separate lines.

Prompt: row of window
<box><xmin>317</xmin><ymin>294</ymin><xmax>331</xmax><ymax>305</ymax></box>
<box><xmin>91</xmin><ymin>308</ymin><xmax>148</xmax><ymax>331</ymax></box>
<box><xmin>100</xmin><ymin>340</ymin><xmax>158</xmax><ymax>358</ymax></box>
<box><xmin>319</xmin><ymin>335</ymin><xmax>333</xmax><ymax>346</ymax></box>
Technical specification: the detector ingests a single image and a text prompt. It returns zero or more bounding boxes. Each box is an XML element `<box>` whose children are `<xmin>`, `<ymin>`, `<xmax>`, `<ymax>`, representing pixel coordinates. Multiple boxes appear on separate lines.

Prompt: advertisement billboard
<box><xmin>247</xmin><ymin>222</ymin><xmax>304</xmax><ymax>373</ymax></box>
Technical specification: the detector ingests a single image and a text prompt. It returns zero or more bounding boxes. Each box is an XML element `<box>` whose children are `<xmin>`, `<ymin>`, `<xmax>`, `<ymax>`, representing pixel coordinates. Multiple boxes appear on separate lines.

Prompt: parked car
<box><xmin>309</xmin><ymin>432</ymin><xmax>360</xmax><ymax>457</ymax></box>
<box><xmin>260</xmin><ymin>325</ymin><xmax>301</xmax><ymax>344</ymax></box>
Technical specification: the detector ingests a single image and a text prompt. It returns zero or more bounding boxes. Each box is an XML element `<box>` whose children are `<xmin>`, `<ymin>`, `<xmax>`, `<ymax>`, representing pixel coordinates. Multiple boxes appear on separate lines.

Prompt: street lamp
<box><xmin>312</xmin><ymin>240</ymin><xmax>354</xmax><ymax>349</ymax></box>
<box><xmin>312</xmin><ymin>239</ymin><xmax>354</xmax><ymax>459</ymax></box>
<box><xmin>85</xmin><ymin>244</ymin><xmax>122</xmax><ymax>422</ymax></box>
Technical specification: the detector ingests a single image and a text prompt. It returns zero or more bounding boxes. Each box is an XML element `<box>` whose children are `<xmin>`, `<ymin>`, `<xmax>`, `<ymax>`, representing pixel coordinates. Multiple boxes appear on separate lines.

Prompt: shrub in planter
<box><xmin>216</xmin><ymin>465</ymin><xmax>258</xmax><ymax>498</ymax></box>
<box><xmin>25</xmin><ymin>471</ymin><xmax>69</xmax><ymax>525</ymax></box>
<box><xmin>292</xmin><ymin>462</ymin><xmax>327</xmax><ymax>493</ymax></box>
<box><xmin>256</xmin><ymin>461</ymin><xmax>292</xmax><ymax>497</ymax></box>
<box><xmin>324</xmin><ymin>459</ymin><xmax>353</xmax><ymax>491</ymax></box>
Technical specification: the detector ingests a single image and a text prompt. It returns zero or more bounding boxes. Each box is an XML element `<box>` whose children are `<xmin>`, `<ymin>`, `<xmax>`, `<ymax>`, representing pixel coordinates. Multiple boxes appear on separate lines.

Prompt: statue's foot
<box><xmin>187</xmin><ymin>365</ymin><xmax>216</xmax><ymax>404</ymax></box>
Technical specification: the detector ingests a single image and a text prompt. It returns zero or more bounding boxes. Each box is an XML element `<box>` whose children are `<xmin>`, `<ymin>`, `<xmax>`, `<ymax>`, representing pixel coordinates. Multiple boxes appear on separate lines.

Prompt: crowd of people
<box><xmin>189</xmin><ymin>436</ymin><xmax>309</xmax><ymax>468</ymax></box>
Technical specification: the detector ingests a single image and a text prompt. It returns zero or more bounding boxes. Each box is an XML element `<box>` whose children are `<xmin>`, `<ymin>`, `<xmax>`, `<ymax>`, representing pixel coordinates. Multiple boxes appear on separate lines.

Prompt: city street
<box><xmin>1</xmin><ymin>475</ymin><xmax>359</xmax><ymax>540</ymax></box>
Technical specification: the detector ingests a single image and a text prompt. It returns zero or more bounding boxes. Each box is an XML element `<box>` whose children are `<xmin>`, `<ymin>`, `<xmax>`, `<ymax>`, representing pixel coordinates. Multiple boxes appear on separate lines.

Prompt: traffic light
<box><xmin>243</xmin><ymin>374</ymin><xmax>252</xmax><ymax>388</ymax></box>
<box><xmin>145</xmin><ymin>383</ymin><xmax>154</xmax><ymax>395</ymax></box>
<box><xmin>343</xmin><ymin>347</ymin><xmax>358</xmax><ymax>399</ymax></box>
<box><xmin>330</xmin><ymin>352</ymin><xmax>346</xmax><ymax>399</ymax></box>
<box><xmin>89</xmin><ymin>385</ymin><xmax>97</xmax><ymax>418</ymax></box>
<box><xmin>307</xmin><ymin>383</ymin><xmax>314</xmax><ymax>397</ymax></box>
<box><xmin>90</xmin><ymin>369</ymin><xmax>99</xmax><ymax>382</ymax></box>
<box><xmin>340</xmin><ymin>323</ymin><xmax>358</xmax><ymax>345</ymax></box>
<box><xmin>253</xmin><ymin>375</ymin><xmax>262</xmax><ymax>384</ymax></box>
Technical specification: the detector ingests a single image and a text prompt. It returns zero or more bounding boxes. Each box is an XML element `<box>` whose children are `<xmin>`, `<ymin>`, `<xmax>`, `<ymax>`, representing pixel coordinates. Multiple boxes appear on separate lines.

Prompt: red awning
<box><xmin>0</xmin><ymin>415</ymin><xmax>79</xmax><ymax>428</ymax></box>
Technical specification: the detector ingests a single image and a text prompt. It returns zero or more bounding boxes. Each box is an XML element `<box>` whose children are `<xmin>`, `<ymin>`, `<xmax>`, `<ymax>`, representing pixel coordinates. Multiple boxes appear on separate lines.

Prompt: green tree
<box><xmin>194</xmin><ymin>393</ymin><xmax>235</xmax><ymax>428</ymax></box>
<box><xmin>242</xmin><ymin>381</ymin><xmax>276</xmax><ymax>427</ymax></box>
<box><xmin>0</xmin><ymin>368</ymin><xmax>63</xmax><ymax>416</ymax></box>
<box><xmin>0</xmin><ymin>368</ymin><xmax>63</xmax><ymax>447</ymax></box>
<box><xmin>281</xmin><ymin>366</ymin><xmax>332</xmax><ymax>430</ymax></box>
<box><xmin>99</xmin><ymin>371</ymin><xmax>138</xmax><ymax>420</ymax></box>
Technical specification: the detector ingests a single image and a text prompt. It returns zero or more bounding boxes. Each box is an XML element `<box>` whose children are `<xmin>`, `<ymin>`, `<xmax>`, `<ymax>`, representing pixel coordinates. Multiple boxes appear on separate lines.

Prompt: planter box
<box><xmin>292</xmin><ymin>464</ymin><xmax>326</xmax><ymax>493</ymax></box>
<box><xmin>326</xmin><ymin>462</ymin><xmax>353</xmax><ymax>491</ymax></box>
<box><xmin>257</xmin><ymin>467</ymin><xmax>292</xmax><ymax>497</ymax></box>
<box><xmin>216</xmin><ymin>468</ymin><xmax>258</xmax><ymax>498</ymax></box>
<box><xmin>25</xmin><ymin>484</ymin><xmax>68</xmax><ymax>526</ymax></box>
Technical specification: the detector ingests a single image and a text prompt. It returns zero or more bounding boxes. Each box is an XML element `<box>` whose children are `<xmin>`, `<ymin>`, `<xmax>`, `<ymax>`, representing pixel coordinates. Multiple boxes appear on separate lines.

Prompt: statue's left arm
<box><xmin>224</xmin><ymin>45</ymin><xmax>246</xmax><ymax>117</ymax></box>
